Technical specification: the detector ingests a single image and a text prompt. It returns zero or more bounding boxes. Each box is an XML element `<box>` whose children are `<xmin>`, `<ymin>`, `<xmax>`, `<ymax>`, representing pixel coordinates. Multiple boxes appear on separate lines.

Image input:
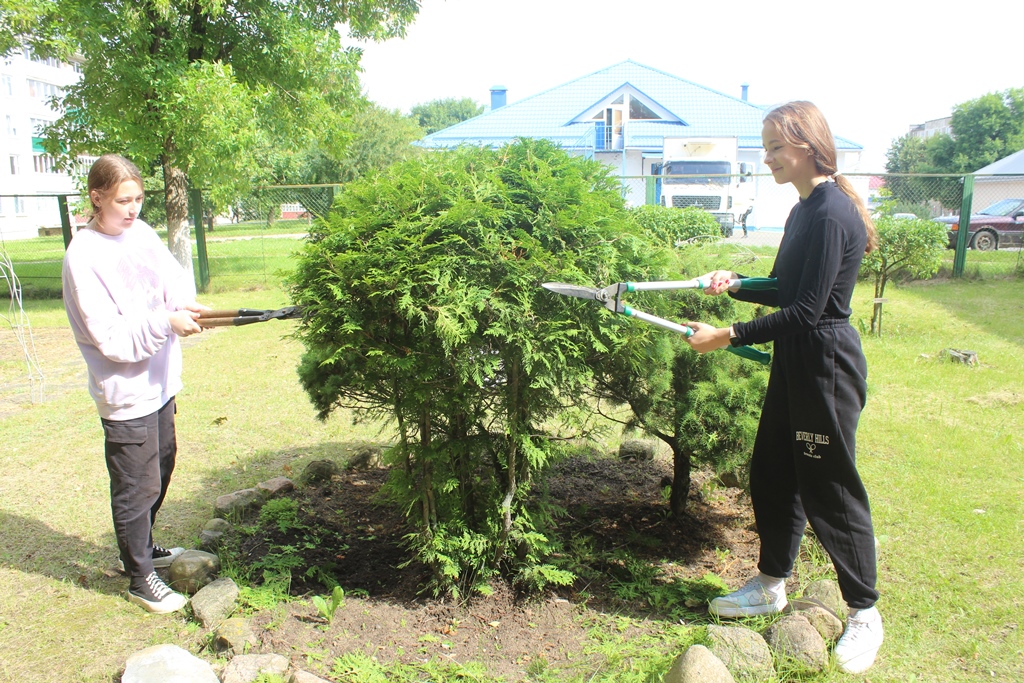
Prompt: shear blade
<box><xmin>541</xmin><ymin>283</ymin><xmax>603</xmax><ymax>300</ymax></box>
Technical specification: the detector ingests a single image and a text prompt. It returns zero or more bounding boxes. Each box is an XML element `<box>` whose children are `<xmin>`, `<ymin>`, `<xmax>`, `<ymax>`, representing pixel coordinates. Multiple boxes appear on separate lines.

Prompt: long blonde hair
<box><xmin>764</xmin><ymin>102</ymin><xmax>878</xmax><ymax>253</ymax></box>
<box><xmin>86</xmin><ymin>154</ymin><xmax>144</xmax><ymax>219</ymax></box>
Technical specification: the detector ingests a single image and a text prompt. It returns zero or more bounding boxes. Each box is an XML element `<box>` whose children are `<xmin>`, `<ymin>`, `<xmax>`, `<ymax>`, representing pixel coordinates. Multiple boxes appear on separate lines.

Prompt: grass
<box><xmin>1</xmin><ymin>242</ymin><xmax>1022</xmax><ymax>681</ymax></box>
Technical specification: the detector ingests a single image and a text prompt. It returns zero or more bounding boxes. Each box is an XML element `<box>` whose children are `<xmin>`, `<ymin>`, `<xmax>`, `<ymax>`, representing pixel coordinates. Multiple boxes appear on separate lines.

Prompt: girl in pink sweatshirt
<box><xmin>63</xmin><ymin>154</ymin><xmax>205</xmax><ymax>614</ymax></box>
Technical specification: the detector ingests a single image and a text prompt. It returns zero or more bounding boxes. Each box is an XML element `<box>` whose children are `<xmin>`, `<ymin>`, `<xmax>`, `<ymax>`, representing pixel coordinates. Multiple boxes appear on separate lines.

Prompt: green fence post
<box><xmin>189</xmin><ymin>188</ymin><xmax>210</xmax><ymax>292</ymax></box>
<box><xmin>952</xmin><ymin>174</ymin><xmax>973</xmax><ymax>278</ymax></box>
<box><xmin>645</xmin><ymin>176</ymin><xmax>657</xmax><ymax>206</ymax></box>
<box><xmin>57</xmin><ymin>195</ymin><xmax>73</xmax><ymax>249</ymax></box>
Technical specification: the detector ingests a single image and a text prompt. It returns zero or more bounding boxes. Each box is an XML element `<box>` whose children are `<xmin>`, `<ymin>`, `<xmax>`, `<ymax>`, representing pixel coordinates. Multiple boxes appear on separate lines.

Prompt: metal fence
<box><xmin>2</xmin><ymin>173</ymin><xmax>1021</xmax><ymax>299</ymax></box>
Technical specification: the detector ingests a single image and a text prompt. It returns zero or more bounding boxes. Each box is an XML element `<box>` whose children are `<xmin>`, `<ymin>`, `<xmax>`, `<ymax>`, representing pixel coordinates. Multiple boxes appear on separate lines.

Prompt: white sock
<box><xmin>757</xmin><ymin>572</ymin><xmax>786</xmax><ymax>593</ymax></box>
<box><xmin>849</xmin><ymin>606</ymin><xmax>880</xmax><ymax>621</ymax></box>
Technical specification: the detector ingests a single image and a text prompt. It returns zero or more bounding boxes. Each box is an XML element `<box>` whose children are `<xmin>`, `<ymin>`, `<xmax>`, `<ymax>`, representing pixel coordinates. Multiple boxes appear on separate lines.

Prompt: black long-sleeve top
<box><xmin>730</xmin><ymin>181</ymin><xmax>867</xmax><ymax>346</ymax></box>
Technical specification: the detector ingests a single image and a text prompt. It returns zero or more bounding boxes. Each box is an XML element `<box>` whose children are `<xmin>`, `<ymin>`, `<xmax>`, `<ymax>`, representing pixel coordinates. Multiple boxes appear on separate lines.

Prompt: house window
<box><xmin>629</xmin><ymin>97</ymin><xmax>661</xmax><ymax>120</ymax></box>
<box><xmin>5</xmin><ymin>114</ymin><xmax>15</xmax><ymax>136</ymax></box>
<box><xmin>33</xmin><ymin>154</ymin><xmax>58</xmax><ymax>174</ymax></box>
<box><xmin>31</xmin><ymin>118</ymin><xmax>50</xmax><ymax>135</ymax></box>
<box><xmin>14</xmin><ymin>196</ymin><xmax>27</xmax><ymax>215</ymax></box>
<box><xmin>27</xmin><ymin>79</ymin><xmax>62</xmax><ymax>100</ymax></box>
<box><xmin>1</xmin><ymin>74</ymin><xmax>12</xmax><ymax>97</ymax></box>
<box><xmin>10</xmin><ymin>155</ymin><xmax>20</xmax><ymax>175</ymax></box>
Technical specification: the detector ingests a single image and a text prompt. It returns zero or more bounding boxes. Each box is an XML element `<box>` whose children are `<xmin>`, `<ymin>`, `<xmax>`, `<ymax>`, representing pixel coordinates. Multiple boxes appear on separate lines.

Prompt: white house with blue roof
<box><xmin>419</xmin><ymin>60</ymin><xmax>867</xmax><ymax>230</ymax></box>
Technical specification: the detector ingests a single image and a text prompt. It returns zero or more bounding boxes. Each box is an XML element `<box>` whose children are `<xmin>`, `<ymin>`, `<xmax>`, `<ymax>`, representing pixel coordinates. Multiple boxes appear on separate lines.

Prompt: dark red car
<box><xmin>940</xmin><ymin>198</ymin><xmax>1024</xmax><ymax>250</ymax></box>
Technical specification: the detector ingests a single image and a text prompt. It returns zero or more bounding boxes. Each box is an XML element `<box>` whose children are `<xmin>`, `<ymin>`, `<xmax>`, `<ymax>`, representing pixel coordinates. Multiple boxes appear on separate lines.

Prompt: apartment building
<box><xmin>1</xmin><ymin>45</ymin><xmax>93</xmax><ymax>240</ymax></box>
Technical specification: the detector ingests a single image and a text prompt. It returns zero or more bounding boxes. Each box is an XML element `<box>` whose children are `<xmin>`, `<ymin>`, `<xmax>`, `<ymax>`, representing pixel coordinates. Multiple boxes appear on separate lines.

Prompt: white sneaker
<box><xmin>835</xmin><ymin>606</ymin><xmax>883</xmax><ymax>673</ymax></box>
<box><xmin>128</xmin><ymin>572</ymin><xmax>188</xmax><ymax>614</ymax></box>
<box><xmin>708</xmin><ymin>576</ymin><xmax>788</xmax><ymax>618</ymax></box>
<box><xmin>116</xmin><ymin>545</ymin><xmax>185</xmax><ymax>573</ymax></box>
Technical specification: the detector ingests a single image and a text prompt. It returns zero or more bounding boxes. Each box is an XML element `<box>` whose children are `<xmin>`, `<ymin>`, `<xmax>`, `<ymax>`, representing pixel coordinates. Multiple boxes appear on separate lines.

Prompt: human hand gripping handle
<box><xmin>168</xmin><ymin>310</ymin><xmax>202</xmax><ymax>337</ymax></box>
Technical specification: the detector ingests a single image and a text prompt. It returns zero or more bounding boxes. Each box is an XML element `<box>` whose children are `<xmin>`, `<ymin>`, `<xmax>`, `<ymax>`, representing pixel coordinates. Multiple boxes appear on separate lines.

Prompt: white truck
<box><xmin>654</xmin><ymin>137</ymin><xmax>754</xmax><ymax>237</ymax></box>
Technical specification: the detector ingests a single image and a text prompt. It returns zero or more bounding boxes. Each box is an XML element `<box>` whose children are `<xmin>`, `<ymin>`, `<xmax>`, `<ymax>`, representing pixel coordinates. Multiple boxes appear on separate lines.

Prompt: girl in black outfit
<box><xmin>685</xmin><ymin>101</ymin><xmax>883</xmax><ymax>674</ymax></box>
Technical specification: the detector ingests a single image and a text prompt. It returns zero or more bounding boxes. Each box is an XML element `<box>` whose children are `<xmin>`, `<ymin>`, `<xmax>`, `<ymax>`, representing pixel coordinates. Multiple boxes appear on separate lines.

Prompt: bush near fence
<box><xmin>1</xmin><ymin>175</ymin><xmax>1020</xmax><ymax>299</ymax></box>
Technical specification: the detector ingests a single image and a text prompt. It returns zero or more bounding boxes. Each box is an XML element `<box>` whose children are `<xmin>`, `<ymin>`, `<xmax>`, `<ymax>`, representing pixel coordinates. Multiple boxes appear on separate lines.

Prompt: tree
<box><xmin>410</xmin><ymin>97</ymin><xmax>484</xmax><ymax>135</ymax></box>
<box><xmin>884</xmin><ymin>133</ymin><xmax>934</xmax><ymax>207</ymax></box>
<box><xmin>0</xmin><ymin>0</ymin><xmax>45</xmax><ymax>56</ymax></box>
<box><xmin>35</xmin><ymin>0</ymin><xmax>419</xmax><ymax>274</ymax></box>
<box><xmin>588</xmin><ymin>245</ymin><xmax>767</xmax><ymax>518</ymax></box>
<box><xmin>859</xmin><ymin>215</ymin><xmax>947</xmax><ymax>334</ymax></box>
<box><xmin>291</xmin><ymin>139</ymin><xmax>668</xmax><ymax>596</ymax></box>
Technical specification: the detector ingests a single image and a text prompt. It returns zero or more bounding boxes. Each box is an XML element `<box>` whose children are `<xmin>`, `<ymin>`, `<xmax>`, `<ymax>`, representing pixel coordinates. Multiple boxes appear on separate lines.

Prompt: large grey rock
<box><xmin>220</xmin><ymin>653</ymin><xmax>290</xmax><ymax>683</ymax></box>
<box><xmin>618</xmin><ymin>439</ymin><xmax>656</xmax><ymax>461</ymax></box>
<box><xmin>346</xmin><ymin>444</ymin><xmax>384</xmax><ymax>470</ymax></box>
<box><xmin>121</xmin><ymin>644</ymin><xmax>218</xmax><ymax>683</ymax></box>
<box><xmin>213</xmin><ymin>617</ymin><xmax>257</xmax><ymax>656</ymax></box>
<box><xmin>199</xmin><ymin>518</ymin><xmax>233</xmax><ymax>552</ymax></box>
<box><xmin>198</xmin><ymin>529</ymin><xmax>224</xmax><ymax>552</ymax></box>
<box><xmin>299</xmin><ymin>459</ymin><xmax>340</xmax><ymax>485</ymax></box>
<box><xmin>664</xmin><ymin>645</ymin><xmax>735</xmax><ymax>683</ymax></box>
<box><xmin>190</xmin><ymin>577</ymin><xmax>239</xmax><ymax>628</ymax></box>
<box><xmin>214</xmin><ymin>488</ymin><xmax>263</xmax><ymax>518</ymax></box>
<box><xmin>257</xmin><ymin>476</ymin><xmax>294</xmax><ymax>498</ymax></box>
<box><xmin>800</xmin><ymin>579</ymin><xmax>846</xmax><ymax>618</ymax></box>
<box><xmin>799</xmin><ymin>605</ymin><xmax>844</xmax><ymax>643</ymax></box>
<box><xmin>204</xmin><ymin>518</ymin><xmax>233</xmax><ymax>533</ymax></box>
<box><xmin>168</xmin><ymin>550</ymin><xmax>221</xmax><ymax>594</ymax></box>
<box><xmin>764</xmin><ymin>614</ymin><xmax>828</xmax><ymax>671</ymax></box>
<box><xmin>706</xmin><ymin>624</ymin><xmax>774</xmax><ymax>682</ymax></box>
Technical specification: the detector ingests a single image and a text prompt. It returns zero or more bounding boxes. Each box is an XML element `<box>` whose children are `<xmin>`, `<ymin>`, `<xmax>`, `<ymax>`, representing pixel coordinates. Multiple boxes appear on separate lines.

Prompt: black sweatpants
<box><xmin>750</xmin><ymin>319</ymin><xmax>878</xmax><ymax>609</ymax></box>
<box><xmin>101</xmin><ymin>397</ymin><xmax>177</xmax><ymax>577</ymax></box>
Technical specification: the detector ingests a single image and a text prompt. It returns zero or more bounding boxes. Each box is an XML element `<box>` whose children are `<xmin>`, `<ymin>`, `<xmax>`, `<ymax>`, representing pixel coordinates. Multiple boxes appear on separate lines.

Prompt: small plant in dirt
<box><xmin>291</xmin><ymin>138</ymin><xmax>671</xmax><ymax>597</ymax></box>
<box><xmin>311</xmin><ymin>586</ymin><xmax>346</xmax><ymax>624</ymax></box>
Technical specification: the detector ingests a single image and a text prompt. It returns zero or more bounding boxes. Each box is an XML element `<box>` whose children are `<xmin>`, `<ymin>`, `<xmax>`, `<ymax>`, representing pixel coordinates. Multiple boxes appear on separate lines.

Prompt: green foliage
<box><xmin>311</xmin><ymin>586</ymin><xmax>346</xmax><ymax>624</ymax></box>
<box><xmin>410</xmin><ymin>97</ymin><xmax>484</xmax><ymax>135</ymax></box>
<box><xmin>860</xmin><ymin>214</ymin><xmax>947</xmax><ymax>334</ymax></box>
<box><xmin>628</xmin><ymin>205</ymin><xmax>722</xmax><ymax>246</ymax></box>
<box><xmin>861</xmin><ymin>215</ymin><xmax>947</xmax><ymax>296</ymax></box>
<box><xmin>291</xmin><ymin>138</ymin><xmax>669</xmax><ymax>596</ymax></box>
<box><xmin>586</xmin><ymin>246</ymin><xmax>768</xmax><ymax>516</ymax></box>
<box><xmin>34</xmin><ymin>0</ymin><xmax>419</xmax><ymax>265</ymax></box>
<box><xmin>885</xmin><ymin>87</ymin><xmax>1024</xmax><ymax>209</ymax></box>
<box><xmin>259</xmin><ymin>498</ymin><xmax>306</xmax><ymax>534</ymax></box>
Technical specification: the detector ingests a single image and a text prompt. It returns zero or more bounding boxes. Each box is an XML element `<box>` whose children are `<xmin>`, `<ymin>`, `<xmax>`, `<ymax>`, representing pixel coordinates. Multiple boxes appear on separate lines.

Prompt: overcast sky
<box><xmin>352</xmin><ymin>0</ymin><xmax>1021</xmax><ymax>171</ymax></box>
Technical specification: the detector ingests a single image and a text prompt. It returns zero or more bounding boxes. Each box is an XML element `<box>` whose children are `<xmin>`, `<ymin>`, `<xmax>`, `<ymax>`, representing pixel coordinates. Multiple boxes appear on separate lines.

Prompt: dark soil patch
<box><xmin>237</xmin><ymin>452</ymin><xmax>762</xmax><ymax>681</ymax></box>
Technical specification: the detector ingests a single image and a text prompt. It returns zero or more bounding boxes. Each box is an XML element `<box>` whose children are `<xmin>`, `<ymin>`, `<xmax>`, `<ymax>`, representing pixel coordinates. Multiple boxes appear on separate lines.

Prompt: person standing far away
<box><xmin>62</xmin><ymin>154</ymin><xmax>207</xmax><ymax>614</ymax></box>
<box><xmin>683</xmin><ymin>101</ymin><xmax>884</xmax><ymax>674</ymax></box>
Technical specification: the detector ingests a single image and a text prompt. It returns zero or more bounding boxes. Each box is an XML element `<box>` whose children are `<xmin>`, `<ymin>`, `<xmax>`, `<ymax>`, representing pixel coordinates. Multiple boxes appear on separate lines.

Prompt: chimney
<box><xmin>490</xmin><ymin>85</ymin><xmax>507</xmax><ymax>110</ymax></box>
<box><xmin>741</xmin><ymin>84</ymin><xmax>749</xmax><ymax>102</ymax></box>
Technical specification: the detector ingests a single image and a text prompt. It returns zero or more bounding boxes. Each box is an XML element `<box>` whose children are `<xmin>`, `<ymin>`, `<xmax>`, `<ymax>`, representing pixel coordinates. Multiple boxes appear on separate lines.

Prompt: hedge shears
<box><xmin>541</xmin><ymin>277</ymin><xmax>775</xmax><ymax>365</ymax></box>
<box><xmin>196</xmin><ymin>306</ymin><xmax>303</xmax><ymax>327</ymax></box>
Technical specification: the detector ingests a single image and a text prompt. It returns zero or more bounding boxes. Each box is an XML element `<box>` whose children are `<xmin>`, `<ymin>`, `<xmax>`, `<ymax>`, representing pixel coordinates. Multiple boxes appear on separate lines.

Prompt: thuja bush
<box><xmin>629</xmin><ymin>204</ymin><xmax>722</xmax><ymax>246</ymax></box>
<box><xmin>588</xmin><ymin>246</ymin><xmax>768</xmax><ymax>517</ymax></box>
<box><xmin>290</xmin><ymin>139</ymin><xmax>669</xmax><ymax>596</ymax></box>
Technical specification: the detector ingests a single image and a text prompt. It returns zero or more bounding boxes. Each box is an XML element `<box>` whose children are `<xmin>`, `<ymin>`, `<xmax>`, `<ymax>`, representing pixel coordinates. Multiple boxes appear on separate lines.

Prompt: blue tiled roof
<box><xmin>420</xmin><ymin>60</ymin><xmax>862</xmax><ymax>152</ymax></box>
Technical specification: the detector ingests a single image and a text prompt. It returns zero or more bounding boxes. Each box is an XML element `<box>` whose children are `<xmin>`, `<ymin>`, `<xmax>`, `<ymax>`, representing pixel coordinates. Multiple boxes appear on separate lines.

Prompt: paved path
<box><xmin>724</xmin><ymin>229</ymin><xmax>783</xmax><ymax>248</ymax></box>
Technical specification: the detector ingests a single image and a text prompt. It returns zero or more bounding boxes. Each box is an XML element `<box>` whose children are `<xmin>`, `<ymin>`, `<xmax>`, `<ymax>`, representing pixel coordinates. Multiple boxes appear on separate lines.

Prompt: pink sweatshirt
<box><xmin>62</xmin><ymin>219</ymin><xmax>196</xmax><ymax>420</ymax></box>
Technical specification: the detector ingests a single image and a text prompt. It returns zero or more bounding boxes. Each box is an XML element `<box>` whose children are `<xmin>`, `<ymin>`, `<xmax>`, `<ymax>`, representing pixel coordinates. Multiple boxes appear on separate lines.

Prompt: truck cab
<box><xmin>653</xmin><ymin>137</ymin><xmax>754</xmax><ymax>237</ymax></box>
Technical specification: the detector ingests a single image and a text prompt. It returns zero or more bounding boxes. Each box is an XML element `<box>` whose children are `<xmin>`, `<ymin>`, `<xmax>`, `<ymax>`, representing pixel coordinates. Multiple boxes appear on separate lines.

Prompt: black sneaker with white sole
<box><xmin>116</xmin><ymin>545</ymin><xmax>185</xmax><ymax>574</ymax></box>
<box><xmin>128</xmin><ymin>572</ymin><xmax>188</xmax><ymax>614</ymax></box>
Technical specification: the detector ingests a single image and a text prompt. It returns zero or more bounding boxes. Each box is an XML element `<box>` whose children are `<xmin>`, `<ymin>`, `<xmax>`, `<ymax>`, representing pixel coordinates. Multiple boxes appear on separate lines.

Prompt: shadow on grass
<box><xmin>0</xmin><ymin>511</ymin><xmax>126</xmax><ymax>598</ymax></box>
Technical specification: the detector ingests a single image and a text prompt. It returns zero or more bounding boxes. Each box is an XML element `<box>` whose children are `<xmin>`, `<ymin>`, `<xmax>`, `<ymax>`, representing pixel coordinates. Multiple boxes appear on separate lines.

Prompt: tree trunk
<box><xmin>162</xmin><ymin>147</ymin><xmax>194</xmax><ymax>279</ymax></box>
<box><xmin>669</xmin><ymin>443</ymin><xmax>692</xmax><ymax>519</ymax></box>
